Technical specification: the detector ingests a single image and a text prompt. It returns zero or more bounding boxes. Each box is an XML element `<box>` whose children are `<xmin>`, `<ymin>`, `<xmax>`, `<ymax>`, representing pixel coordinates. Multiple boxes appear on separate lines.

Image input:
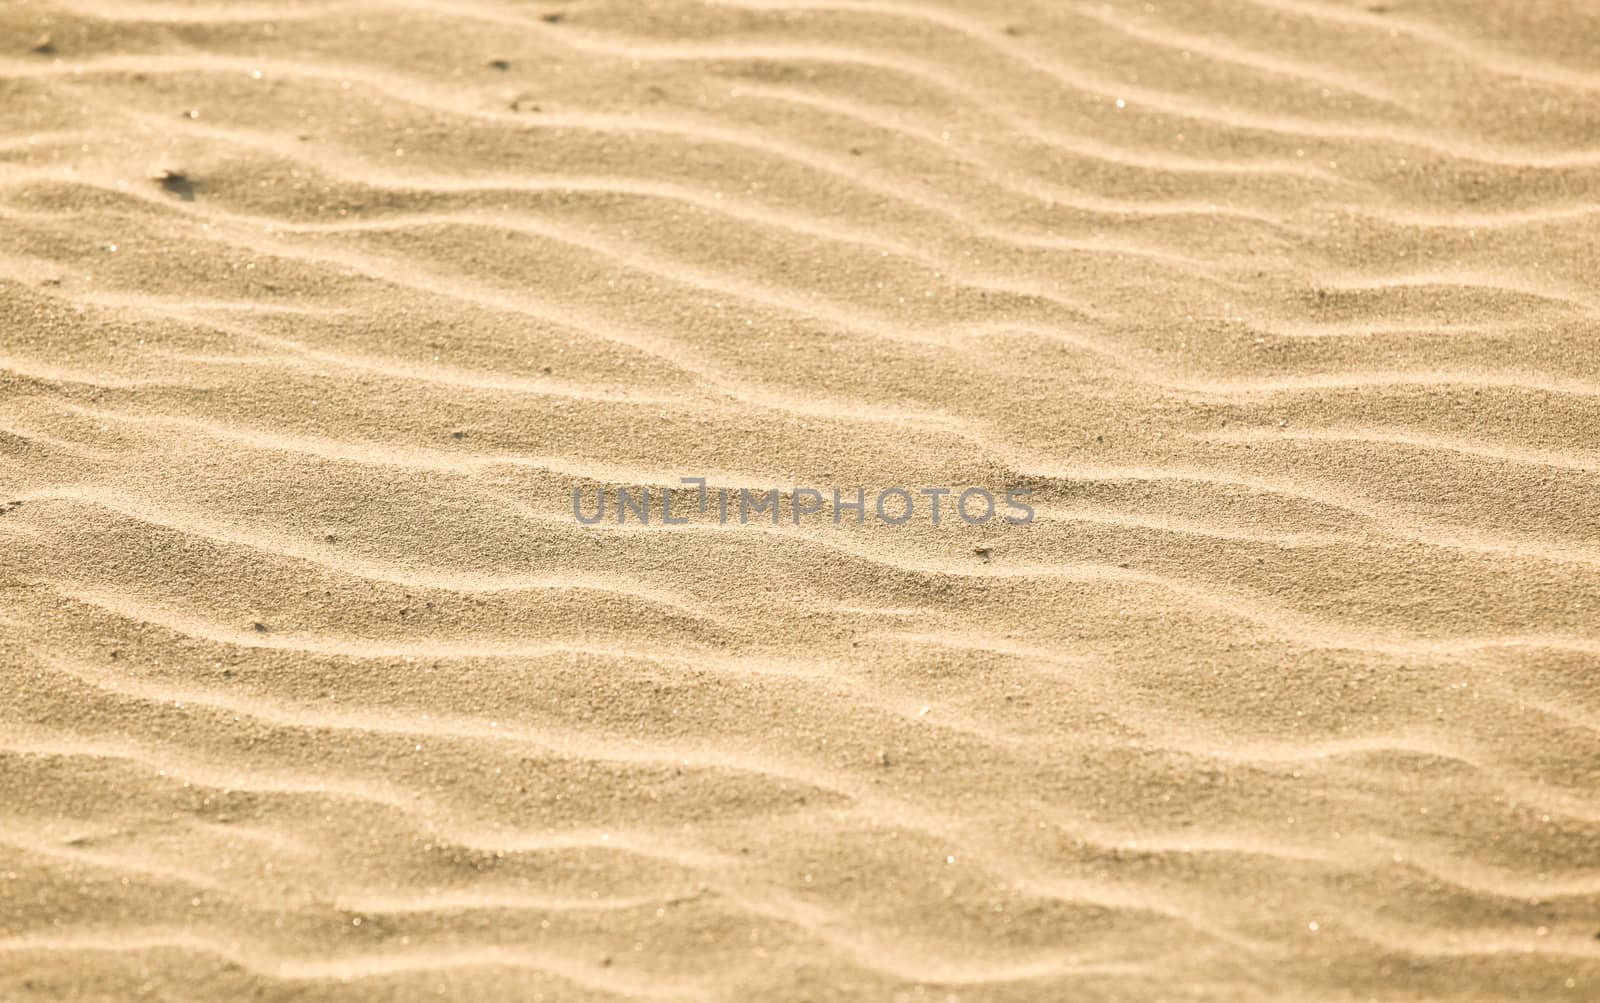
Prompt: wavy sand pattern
<box><xmin>3</xmin><ymin>0</ymin><xmax>1599</xmax><ymax>1000</ymax></box>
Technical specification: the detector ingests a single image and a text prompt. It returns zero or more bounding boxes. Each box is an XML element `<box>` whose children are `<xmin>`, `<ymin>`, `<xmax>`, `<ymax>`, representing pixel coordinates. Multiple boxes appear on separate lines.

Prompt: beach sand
<box><xmin>2</xmin><ymin>1</ymin><xmax>1599</xmax><ymax>999</ymax></box>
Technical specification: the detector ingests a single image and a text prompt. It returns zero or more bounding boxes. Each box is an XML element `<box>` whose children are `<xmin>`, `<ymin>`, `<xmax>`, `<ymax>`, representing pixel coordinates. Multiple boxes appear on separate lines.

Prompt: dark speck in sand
<box><xmin>156</xmin><ymin>170</ymin><xmax>195</xmax><ymax>202</ymax></box>
<box><xmin>252</xmin><ymin>622</ymin><xmax>269</xmax><ymax>633</ymax></box>
<box><xmin>488</xmin><ymin>59</ymin><xmax>510</xmax><ymax>71</ymax></box>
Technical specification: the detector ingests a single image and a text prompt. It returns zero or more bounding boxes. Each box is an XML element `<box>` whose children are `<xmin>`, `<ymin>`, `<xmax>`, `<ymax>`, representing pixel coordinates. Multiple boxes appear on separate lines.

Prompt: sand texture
<box><xmin>3</xmin><ymin>0</ymin><xmax>1600</xmax><ymax>1000</ymax></box>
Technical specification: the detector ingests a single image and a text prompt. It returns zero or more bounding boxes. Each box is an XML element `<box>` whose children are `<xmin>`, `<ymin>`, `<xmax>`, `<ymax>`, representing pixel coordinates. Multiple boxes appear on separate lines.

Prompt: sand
<box><xmin>2</xmin><ymin>0</ymin><xmax>1599</xmax><ymax>1000</ymax></box>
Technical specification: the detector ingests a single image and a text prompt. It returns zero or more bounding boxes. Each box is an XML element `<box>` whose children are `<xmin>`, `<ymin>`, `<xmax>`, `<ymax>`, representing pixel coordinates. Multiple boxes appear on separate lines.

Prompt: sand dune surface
<box><xmin>2</xmin><ymin>0</ymin><xmax>1599</xmax><ymax>1000</ymax></box>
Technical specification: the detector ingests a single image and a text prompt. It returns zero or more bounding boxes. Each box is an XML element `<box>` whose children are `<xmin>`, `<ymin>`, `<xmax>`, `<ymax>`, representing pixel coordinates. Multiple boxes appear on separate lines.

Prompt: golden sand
<box><xmin>2</xmin><ymin>1</ymin><xmax>1599</xmax><ymax>999</ymax></box>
